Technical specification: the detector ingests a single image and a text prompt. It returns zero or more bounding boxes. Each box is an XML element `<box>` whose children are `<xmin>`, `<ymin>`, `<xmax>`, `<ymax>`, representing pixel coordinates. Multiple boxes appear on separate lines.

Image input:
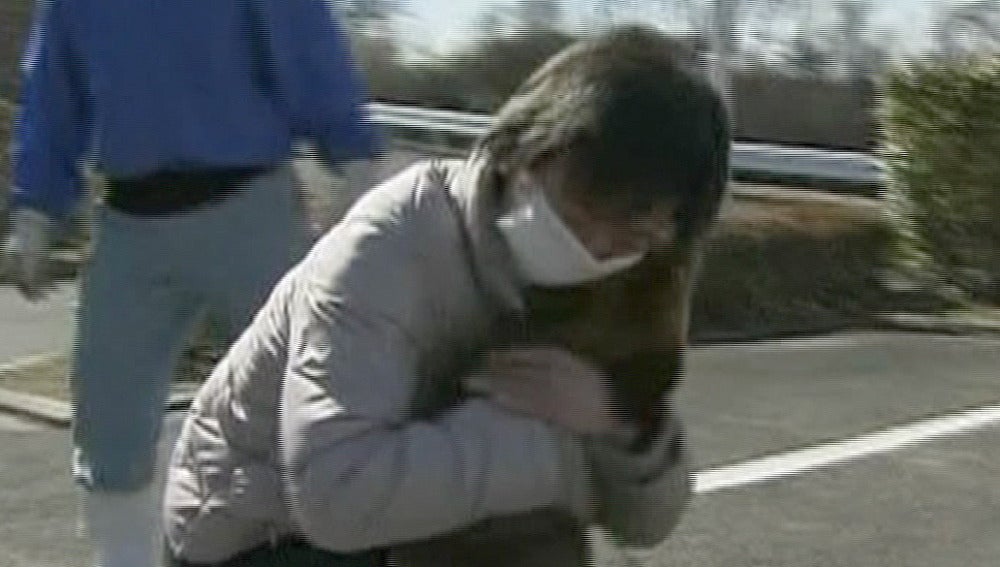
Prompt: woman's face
<box><xmin>513</xmin><ymin>157</ymin><xmax>677</xmax><ymax>261</ymax></box>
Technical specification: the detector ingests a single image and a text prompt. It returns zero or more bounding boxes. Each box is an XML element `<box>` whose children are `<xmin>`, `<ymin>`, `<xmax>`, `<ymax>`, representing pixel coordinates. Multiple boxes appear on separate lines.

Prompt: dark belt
<box><xmin>167</xmin><ymin>536</ymin><xmax>387</xmax><ymax>566</ymax></box>
<box><xmin>104</xmin><ymin>165</ymin><xmax>273</xmax><ymax>216</ymax></box>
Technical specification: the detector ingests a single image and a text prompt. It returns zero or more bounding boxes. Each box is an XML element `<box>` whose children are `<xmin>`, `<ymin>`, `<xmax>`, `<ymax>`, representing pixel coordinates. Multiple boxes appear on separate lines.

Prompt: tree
<box><xmin>426</xmin><ymin>1</ymin><xmax>575</xmax><ymax>112</ymax></box>
<box><xmin>335</xmin><ymin>0</ymin><xmax>404</xmax><ymax>25</ymax></box>
<box><xmin>473</xmin><ymin>7</ymin><xmax>504</xmax><ymax>41</ymax></box>
<box><xmin>514</xmin><ymin>0</ymin><xmax>562</xmax><ymax>31</ymax></box>
<box><xmin>935</xmin><ymin>0</ymin><xmax>1000</xmax><ymax>58</ymax></box>
<box><xmin>837</xmin><ymin>0</ymin><xmax>873</xmax><ymax>78</ymax></box>
<box><xmin>786</xmin><ymin>34</ymin><xmax>834</xmax><ymax>78</ymax></box>
<box><xmin>470</xmin><ymin>0</ymin><xmax>564</xmax><ymax>42</ymax></box>
<box><xmin>332</xmin><ymin>0</ymin><xmax>409</xmax><ymax>101</ymax></box>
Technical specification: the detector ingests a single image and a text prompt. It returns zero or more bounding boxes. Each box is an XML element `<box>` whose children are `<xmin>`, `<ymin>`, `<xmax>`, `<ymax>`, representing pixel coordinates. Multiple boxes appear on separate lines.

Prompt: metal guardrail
<box><xmin>366</xmin><ymin>102</ymin><xmax>887</xmax><ymax>194</ymax></box>
<box><xmin>369</xmin><ymin>103</ymin><xmax>491</xmax><ymax>137</ymax></box>
<box><xmin>3</xmin><ymin>96</ymin><xmax>886</xmax><ymax>193</ymax></box>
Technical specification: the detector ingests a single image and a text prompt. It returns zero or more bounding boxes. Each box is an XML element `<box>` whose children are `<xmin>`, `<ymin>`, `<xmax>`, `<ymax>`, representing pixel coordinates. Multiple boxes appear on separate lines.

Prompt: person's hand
<box><xmin>464</xmin><ymin>346</ymin><xmax>636</xmax><ymax>441</ymax></box>
<box><xmin>3</xmin><ymin>207</ymin><xmax>55</xmax><ymax>301</ymax></box>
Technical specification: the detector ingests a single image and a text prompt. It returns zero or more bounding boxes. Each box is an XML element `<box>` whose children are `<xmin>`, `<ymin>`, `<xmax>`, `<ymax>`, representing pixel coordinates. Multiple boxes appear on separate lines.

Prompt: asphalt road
<box><xmin>0</xmin><ymin>284</ymin><xmax>77</xmax><ymax>364</ymax></box>
<box><xmin>1</xmin><ymin>332</ymin><xmax>998</xmax><ymax>567</ymax></box>
<box><xmin>637</xmin><ymin>424</ymin><xmax>1000</xmax><ymax>567</ymax></box>
<box><xmin>2</xmin><ymin>147</ymin><xmax>997</xmax><ymax>566</ymax></box>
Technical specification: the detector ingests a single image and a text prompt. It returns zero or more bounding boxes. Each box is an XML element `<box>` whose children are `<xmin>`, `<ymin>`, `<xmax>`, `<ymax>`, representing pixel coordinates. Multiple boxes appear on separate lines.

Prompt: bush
<box><xmin>690</xmin><ymin>188</ymin><xmax>902</xmax><ymax>342</ymax></box>
<box><xmin>878</xmin><ymin>55</ymin><xmax>1000</xmax><ymax>304</ymax></box>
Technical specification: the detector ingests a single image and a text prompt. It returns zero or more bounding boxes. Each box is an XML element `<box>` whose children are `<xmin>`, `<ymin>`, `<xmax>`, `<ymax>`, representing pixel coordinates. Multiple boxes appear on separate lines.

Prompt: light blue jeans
<box><xmin>71</xmin><ymin>164</ymin><xmax>308</xmax><ymax>491</ymax></box>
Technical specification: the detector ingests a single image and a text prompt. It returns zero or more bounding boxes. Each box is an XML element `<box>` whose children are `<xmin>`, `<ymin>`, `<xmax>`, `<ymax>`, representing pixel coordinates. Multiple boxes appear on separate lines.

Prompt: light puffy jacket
<box><xmin>163</xmin><ymin>154</ymin><xmax>693</xmax><ymax>564</ymax></box>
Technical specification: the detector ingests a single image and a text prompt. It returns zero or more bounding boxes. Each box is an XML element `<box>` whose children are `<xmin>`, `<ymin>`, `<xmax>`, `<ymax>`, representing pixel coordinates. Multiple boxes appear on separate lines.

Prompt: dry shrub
<box><xmin>690</xmin><ymin>186</ymin><xmax>916</xmax><ymax>341</ymax></box>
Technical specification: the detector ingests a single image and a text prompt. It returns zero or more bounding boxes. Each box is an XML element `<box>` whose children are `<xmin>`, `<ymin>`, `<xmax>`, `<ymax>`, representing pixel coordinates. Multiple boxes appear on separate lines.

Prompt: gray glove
<box><xmin>3</xmin><ymin>207</ymin><xmax>55</xmax><ymax>301</ymax></box>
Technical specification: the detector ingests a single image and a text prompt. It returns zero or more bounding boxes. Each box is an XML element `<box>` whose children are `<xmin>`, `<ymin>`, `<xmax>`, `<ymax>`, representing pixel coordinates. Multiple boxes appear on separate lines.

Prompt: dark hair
<box><xmin>476</xmin><ymin>25</ymin><xmax>732</xmax><ymax>244</ymax></box>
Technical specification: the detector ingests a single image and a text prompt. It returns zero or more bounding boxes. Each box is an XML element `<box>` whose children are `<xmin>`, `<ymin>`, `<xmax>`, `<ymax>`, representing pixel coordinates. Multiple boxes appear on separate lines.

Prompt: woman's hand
<box><xmin>464</xmin><ymin>346</ymin><xmax>636</xmax><ymax>441</ymax></box>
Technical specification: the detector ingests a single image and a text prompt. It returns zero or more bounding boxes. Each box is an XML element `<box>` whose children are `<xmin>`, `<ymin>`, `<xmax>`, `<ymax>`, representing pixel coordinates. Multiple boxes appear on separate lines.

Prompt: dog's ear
<box><xmin>599</xmin><ymin>244</ymin><xmax>697</xmax><ymax>443</ymax></box>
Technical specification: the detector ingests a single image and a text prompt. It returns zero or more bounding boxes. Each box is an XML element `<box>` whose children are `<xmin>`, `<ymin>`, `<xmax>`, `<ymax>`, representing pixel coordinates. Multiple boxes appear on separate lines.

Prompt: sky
<box><xmin>380</xmin><ymin>0</ymin><xmax>976</xmax><ymax>62</ymax></box>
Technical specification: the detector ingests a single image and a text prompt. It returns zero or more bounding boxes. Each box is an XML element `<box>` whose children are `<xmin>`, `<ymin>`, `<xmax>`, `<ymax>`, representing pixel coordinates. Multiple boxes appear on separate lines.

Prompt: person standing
<box><xmin>3</xmin><ymin>0</ymin><xmax>382</xmax><ymax>565</ymax></box>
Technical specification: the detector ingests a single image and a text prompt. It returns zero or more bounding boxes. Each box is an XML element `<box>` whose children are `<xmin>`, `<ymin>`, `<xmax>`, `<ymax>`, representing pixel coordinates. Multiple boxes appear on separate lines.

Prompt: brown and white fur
<box><xmin>387</xmin><ymin>245</ymin><xmax>699</xmax><ymax>567</ymax></box>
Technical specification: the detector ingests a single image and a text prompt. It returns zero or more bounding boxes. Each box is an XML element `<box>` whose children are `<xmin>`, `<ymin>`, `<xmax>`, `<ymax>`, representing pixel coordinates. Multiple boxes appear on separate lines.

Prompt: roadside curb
<box><xmin>0</xmin><ymin>248</ymin><xmax>86</xmax><ymax>285</ymax></box>
<box><xmin>0</xmin><ymin>385</ymin><xmax>197</xmax><ymax>428</ymax></box>
<box><xmin>0</xmin><ymin>387</ymin><xmax>71</xmax><ymax>427</ymax></box>
<box><xmin>869</xmin><ymin>312</ymin><xmax>1000</xmax><ymax>338</ymax></box>
<box><xmin>0</xmin><ymin>353</ymin><xmax>73</xmax><ymax>427</ymax></box>
<box><xmin>0</xmin><ymin>354</ymin><xmax>197</xmax><ymax>427</ymax></box>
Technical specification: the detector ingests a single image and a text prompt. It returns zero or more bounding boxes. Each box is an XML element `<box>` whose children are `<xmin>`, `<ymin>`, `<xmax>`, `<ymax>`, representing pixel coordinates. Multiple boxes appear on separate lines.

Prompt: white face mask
<box><xmin>495</xmin><ymin>186</ymin><xmax>646</xmax><ymax>287</ymax></box>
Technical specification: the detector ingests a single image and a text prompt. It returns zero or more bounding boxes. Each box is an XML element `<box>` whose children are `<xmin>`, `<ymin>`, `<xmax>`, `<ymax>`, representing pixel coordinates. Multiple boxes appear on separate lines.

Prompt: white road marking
<box><xmin>694</xmin><ymin>402</ymin><xmax>1000</xmax><ymax>493</ymax></box>
<box><xmin>691</xmin><ymin>332</ymin><xmax>1000</xmax><ymax>352</ymax></box>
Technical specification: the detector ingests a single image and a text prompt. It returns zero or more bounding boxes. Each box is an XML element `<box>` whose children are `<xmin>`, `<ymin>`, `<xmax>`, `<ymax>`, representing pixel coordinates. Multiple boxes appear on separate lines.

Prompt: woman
<box><xmin>163</xmin><ymin>25</ymin><xmax>731</xmax><ymax>566</ymax></box>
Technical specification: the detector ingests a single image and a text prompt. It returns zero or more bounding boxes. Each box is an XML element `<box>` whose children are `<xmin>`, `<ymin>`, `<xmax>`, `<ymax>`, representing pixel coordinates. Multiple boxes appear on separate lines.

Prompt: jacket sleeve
<box><xmin>10</xmin><ymin>0</ymin><xmax>91</xmax><ymax>221</ymax></box>
<box><xmin>586</xmin><ymin>400</ymin><xmax>693</xmax><ymax>550</ymax></box>
<box><xmin>277</xmin><ymin>211</ymin><xmax>593</xmax><ymax>553</ymax></box>
<box><xmin>249</xmin><ymin>0</ymin><xmax>383</xmax><ymax>165</ymax></box>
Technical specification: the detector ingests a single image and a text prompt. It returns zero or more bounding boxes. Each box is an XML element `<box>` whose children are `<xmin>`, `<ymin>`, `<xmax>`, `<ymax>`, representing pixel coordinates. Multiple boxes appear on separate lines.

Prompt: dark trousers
<box><xmin>167</xmin><ymin>538</ymin><xmax>387</xmax><ymax>567</ymax></box>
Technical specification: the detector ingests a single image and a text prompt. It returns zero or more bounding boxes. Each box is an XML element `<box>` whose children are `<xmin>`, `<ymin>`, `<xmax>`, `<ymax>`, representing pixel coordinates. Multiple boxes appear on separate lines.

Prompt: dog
<box><xmin>388</xmin><ymin>246</ymin><xmax>698</xmax><ymax>567</ymax></box>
